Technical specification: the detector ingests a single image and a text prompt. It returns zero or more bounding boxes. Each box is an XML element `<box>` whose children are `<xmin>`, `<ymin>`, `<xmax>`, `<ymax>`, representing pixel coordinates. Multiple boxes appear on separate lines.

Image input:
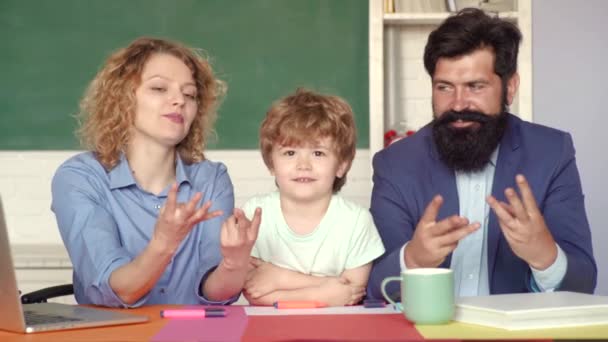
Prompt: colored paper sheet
<box><xmin>241</xmin><ymin>313</ymin><xmax>426</xmax><ymax>341</ymax></box>
<box><xmin>152</xmin><ymin>306</ymin><xmax>247</xmax><ymax>342</ymax></box>
<box><xmin>417</xmin><ymin>320</ymin><xmax>608</xmax><ymax>340</ymax></box>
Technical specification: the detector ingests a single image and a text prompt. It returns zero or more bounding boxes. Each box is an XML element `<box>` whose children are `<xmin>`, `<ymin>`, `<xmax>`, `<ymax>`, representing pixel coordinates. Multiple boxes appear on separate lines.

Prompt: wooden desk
<box><xmin>1</xmin><ymin>305</ymin><xmax>607</xmax><ymax>341</ymax></box>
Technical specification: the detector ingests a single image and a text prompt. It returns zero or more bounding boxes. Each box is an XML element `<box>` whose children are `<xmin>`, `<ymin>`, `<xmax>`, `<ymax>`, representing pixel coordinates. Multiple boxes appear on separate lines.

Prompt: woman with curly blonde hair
<box><xmin>51</xmin><ymin>37</ymin><xmax>260</xmax><ymax>307</ymax></box>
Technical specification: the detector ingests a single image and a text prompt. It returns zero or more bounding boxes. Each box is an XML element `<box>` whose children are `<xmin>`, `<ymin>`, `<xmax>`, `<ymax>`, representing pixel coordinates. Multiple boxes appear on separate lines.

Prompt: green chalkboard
<box><xmin>0</xmin><ymin>0</ymin><xmax>369</xmax><ymax>150</ymax></box>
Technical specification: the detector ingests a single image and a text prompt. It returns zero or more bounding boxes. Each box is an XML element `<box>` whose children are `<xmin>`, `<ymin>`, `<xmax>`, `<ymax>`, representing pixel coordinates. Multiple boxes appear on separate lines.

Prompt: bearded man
<box><xmin>368</xmin><ymin>8</ymin><xmax>596</xmax><ymax>300</ymax></box>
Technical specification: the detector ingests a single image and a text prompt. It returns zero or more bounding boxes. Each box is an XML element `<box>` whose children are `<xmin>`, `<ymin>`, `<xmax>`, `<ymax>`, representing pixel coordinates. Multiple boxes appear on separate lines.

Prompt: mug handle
<box><xmin>380</xmin><ymin>276</ymin><xmax>402</xmax><ymax>308</ymax></box>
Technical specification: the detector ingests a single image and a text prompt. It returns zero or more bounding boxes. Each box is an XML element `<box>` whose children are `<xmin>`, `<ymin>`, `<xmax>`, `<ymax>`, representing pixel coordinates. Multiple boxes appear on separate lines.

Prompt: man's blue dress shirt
<box><xmin>51</xmin><ymin>152</ymin><xmax>235</xmax><ymax>307</ymax></box>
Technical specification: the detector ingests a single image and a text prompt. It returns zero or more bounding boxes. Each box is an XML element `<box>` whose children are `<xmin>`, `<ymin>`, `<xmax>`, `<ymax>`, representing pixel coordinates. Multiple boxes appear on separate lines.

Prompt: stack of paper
<box><xmin>454</xmin><ymin>291</ymin><xmax>608</xmax><ymax>330</ymax></box>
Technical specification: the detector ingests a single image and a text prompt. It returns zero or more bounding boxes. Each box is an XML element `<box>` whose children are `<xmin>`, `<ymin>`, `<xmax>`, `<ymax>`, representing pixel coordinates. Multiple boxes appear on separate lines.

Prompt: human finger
<box><xmin>441</xmin><ymin>242</ymin><xmax>459</xmax><ymax>254</ymax></box>
<box><xmin>487</xmin><ymin>195</ymin><xmax>517</xmax><ymax>228</ymax></box>
<box><xmin>498</xmin><ymin>222</ymin><xmax>525</xmax><ymax>244</ymax></box>
<box><xmin>516</xmin><ymin>174</ymin><xmax>541</xmax><ymax>216</ymax></box>
<box><xmin>186</xmin><ymin>200</ymin><xmax>212</xmax><ymax>226</ymax></box>
<box><xmin>248</xmin><ymin>208</ymin><xmax>262</xmax><ymax>241</ymax></box>
<box><xmin>338</xmin><ymin>277</ymin><xmax>350</xmax><ymax>285</ymax></box>
<box><xmin>499</xmin><ymin>201</ymin><xmax>516</xmax><ymax>216</ymax></box>
<box><xmin>227</xmin><ymin>209</ymin><xmax>249</xmax><ymax>245</ymax></box>
<box><xmin>184</xmin><ymin>192</ymin><xmax>203</xmax><ymax>216</ymax></box>
<box><xmin>201</xmin><ymin>209</ymin><xmax>223</xmax><ymax>221</ymax></box>
<box><xmin>221</xmin><ymin>215</ymin><xmax>236</xmax><ymax>242</ymax></box>
<box><xmin>245</xmin><ymin>269</ymin><xmax>257</xmax><ymax>283</ymax></box>
<box><xmin>436</xmin><ymin>222</ymin><xmax>480</xmax><ymax>247</ymax></box>
<box><xmin>250</xmin><ymin>257</ymin><xmax>263</xmax><ymax>268</ymax></box>
<box><xmin>350</xmin><ymin>290</ymin><xmax>365</xmax><ymax>304</ymax></box>
<box><xmin>419</xmin><ymin>195</ymin><xmax>443</xmax><ymax>227</ymax></box>
<box><xmin>246</xmin><ymin>262</ymin><xmax>257</xmax><ymax>273</ymax></box>
<box><xmin>354</xmin><ymin>289</ymin><xmax>366</xmax><ymax>300</ymax></box>
<box><xmin>350</xmin><ymin>285</ymin><xmax>365</xmax><ymax>294</ymax></box>
<box><xmin>188</xmin><ymin>210</ymin><xmax>223</xmax><ymax>228</ymax></box>
<box><xmin>245</xmin><ymin>286</ymin><xmax>261</xmax><ymax>299</ymax></box>
<box><xmin>194</xmin><ymin>200</ymin><xmax>223</xmax><ymax>222</ymax></box>
<box><xmin>504</xmin><ymin>188</ymin><xmax>528</xmax><ymax>222</ymax></box>
<box><xmin>431</xmin><ymin>215</ymin><xmax>469</xmax><ymax>236</ymax></box>
<box><xmin>164</xmin><ymin>183</ymin><xmax>179</xmax><ymax>213</ymax></box>
<box><xmin>233</xmin><ymin>208</ymin><xmax>249</xmax><ymax>225</ymax></box>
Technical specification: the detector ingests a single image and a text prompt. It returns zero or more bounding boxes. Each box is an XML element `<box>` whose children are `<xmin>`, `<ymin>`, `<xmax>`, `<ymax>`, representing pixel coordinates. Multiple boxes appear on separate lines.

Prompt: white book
<box><xmin>454</xmin><ymin>291</ymin><xmax>608</xmax><ymax>330</ymax></box>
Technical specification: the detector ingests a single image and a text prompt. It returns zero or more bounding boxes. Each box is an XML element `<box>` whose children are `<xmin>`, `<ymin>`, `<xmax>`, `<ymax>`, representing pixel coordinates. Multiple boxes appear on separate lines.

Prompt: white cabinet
<box><xmin>368</xmin><ymin>0</ymin><xmax>532</xmax><ymax>157</ymax></box>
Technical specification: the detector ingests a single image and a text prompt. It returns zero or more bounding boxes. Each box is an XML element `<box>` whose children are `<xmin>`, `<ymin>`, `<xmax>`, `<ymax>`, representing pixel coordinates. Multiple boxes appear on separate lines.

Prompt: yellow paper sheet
<box><xmin>417</xmin><ymin>321</ymin><xmax>608</xmax><ymax>339</ymax></box>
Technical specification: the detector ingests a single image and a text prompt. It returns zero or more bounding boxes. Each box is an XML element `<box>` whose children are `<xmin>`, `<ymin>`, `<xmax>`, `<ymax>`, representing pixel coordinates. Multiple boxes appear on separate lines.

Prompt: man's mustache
<box><xmin>435</xmin><ymin>110</ymin><xmax>491</xmax><ymax>126</ymax></box>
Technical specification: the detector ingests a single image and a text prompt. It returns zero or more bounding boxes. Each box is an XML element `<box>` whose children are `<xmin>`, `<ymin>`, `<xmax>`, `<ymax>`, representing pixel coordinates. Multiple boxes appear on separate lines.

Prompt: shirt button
<box><xmin>154</xmin><ymin>204</ymin><xmax>161</xmax><ymax>209</ymax></box>
<box><xmin>160</xmin><ymin>288</ymin><xmax>165</xmax><ymax>294</ymax></box>
<box><xmin>474</xmin><ymin>184</ymin><xmax>480</xmax><ymax>191</ymax></box>
<box><xmin>468</xmin><ymin>274</ymin><xmax>474</xmax><ymax>280</ymax></box>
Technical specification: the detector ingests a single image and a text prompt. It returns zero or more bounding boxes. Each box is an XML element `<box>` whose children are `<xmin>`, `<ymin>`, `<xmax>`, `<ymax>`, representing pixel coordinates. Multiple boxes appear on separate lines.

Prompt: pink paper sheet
<box><xmin>152</xmin><ymin>306</ymin><xmax>247</xmax><ymax>342</ymax></box>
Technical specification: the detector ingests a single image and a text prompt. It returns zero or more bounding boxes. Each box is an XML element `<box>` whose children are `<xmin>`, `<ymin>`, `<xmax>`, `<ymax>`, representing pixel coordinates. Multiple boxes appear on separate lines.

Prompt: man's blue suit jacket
<box><xmin>368</xmin><ymin>114</ymin><xmax>597</xmax><ymax>299</ymax></box>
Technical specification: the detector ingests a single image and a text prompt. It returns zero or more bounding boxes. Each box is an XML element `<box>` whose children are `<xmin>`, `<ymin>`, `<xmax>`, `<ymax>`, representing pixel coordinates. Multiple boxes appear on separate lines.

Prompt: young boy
<box><xmin>242</xmin><ymin>88</ymin><xmax>385</xmax><ymax>306</ymax></box>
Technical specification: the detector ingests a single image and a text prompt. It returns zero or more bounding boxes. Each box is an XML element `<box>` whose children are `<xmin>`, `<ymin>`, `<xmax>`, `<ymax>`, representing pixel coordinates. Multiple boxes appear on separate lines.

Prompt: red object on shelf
<box><xmin>384</xmin><ymin>129</ymin><xmax>398</xmax><ymax>147</ymax></box>
<box><xmin>384</xmin><ymin>128</ymin><xmax>416</xmax><ymax>147</ymax></box>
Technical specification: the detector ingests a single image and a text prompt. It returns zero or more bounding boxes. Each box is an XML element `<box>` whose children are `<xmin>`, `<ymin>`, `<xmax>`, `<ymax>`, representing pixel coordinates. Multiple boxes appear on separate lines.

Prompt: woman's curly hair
<box><xmin>77</xmin><ymin>37</ymin><xmax>226</xmax><ymax>170</ymax></box>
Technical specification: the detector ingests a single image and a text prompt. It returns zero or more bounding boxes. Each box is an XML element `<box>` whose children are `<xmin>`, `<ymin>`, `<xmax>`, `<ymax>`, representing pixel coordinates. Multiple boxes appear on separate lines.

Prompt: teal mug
<box><xmin>381</xmin><ymin>268</ymin><xmax>454</xmax><ymax>324</ymax></box>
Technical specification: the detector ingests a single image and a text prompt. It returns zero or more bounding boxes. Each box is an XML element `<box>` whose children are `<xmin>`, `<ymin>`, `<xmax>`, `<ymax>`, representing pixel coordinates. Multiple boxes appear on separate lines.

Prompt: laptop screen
<box><xmin>0</xmin><ymin>196</ymin><xmax>29</xmax><ymax>332</ymax></box>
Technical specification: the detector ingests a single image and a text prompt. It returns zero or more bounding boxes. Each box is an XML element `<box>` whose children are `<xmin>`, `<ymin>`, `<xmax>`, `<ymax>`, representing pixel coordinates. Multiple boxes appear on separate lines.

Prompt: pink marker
<box><xmin>160</xmin><ymin>308</ymin><xmax>226</xmax><ymax>319</ymax></box>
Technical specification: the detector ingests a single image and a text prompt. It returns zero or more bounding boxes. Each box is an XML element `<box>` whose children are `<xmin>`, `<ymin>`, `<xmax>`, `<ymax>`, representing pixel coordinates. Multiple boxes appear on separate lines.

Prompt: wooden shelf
<box><xmin>383</xmin><ymin>11</ymin><xmax>518</xmax><ymax>25</ymax></box>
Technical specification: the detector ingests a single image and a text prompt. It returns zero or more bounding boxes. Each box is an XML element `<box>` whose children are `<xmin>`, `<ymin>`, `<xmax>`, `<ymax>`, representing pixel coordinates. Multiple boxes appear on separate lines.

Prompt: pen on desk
<box><xmin>363</xmin><ymin>299</ymin><xmax>386</xmax><ymax>308</ymax></box>
<box><xmin>273</xmin><ymin>301</ymin><xmax>328</xmax><ymax>309</ymax></box>
<box><xmin>160</xmin><ymin>308</ymin><xmax>226</xmax><ymax>319</ymax></box>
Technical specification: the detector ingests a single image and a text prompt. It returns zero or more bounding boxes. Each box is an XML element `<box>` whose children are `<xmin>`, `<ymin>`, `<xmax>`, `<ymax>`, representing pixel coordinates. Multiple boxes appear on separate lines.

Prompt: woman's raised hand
<box><xmin>153</xmin><ymin>183</ymin><xmax>223</xmax><ymax>253</ymax></box>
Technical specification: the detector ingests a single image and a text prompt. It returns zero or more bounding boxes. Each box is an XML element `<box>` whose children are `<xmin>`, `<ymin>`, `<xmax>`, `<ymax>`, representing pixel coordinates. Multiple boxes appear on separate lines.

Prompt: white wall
<box><xmin>532</xmin><ymin>0</ymin><xmax>608</xmax><ymax>294</ymax></box>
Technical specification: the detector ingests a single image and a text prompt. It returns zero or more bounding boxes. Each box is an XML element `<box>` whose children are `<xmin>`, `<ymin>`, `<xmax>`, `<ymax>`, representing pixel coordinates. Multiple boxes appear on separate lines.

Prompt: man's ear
<box><xmin>506</xmin><ymin>73</ymin><xmax>520</xmax><ymax>106</ymax></box>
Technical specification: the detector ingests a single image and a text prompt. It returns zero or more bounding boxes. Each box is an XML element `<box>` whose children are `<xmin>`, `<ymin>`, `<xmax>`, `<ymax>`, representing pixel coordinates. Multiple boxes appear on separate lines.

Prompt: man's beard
<box><xmin>432</xmin><ymin>110</ymin><xmax>508</xmax><ymax>172</ymax></box>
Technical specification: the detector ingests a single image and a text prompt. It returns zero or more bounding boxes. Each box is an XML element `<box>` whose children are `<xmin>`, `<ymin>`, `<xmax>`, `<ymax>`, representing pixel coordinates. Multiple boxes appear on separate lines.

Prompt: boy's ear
<box><xmin>336</xmin><ymin>160</ymin><xmax>349</xmax><ymax>178</ymax></box>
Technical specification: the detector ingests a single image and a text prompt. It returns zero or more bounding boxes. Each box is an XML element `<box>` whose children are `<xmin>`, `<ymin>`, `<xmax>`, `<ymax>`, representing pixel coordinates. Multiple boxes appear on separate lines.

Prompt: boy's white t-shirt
<box><xmin>242</xmin><ymin>191</ymin><xmax>385</xmax><ymax>277</ymax></box>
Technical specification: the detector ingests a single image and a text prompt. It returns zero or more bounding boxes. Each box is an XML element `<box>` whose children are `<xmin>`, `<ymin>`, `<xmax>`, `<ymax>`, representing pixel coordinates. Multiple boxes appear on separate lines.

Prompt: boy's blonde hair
<box><xmin>260</xmin><ymin>88</ymin><xmax>357</xmax><ymax>192</ymax></box>
<box><xmin>77</xmin><ymin>37</ymin><xmax>226</xmax><ymax>170</ymax></box>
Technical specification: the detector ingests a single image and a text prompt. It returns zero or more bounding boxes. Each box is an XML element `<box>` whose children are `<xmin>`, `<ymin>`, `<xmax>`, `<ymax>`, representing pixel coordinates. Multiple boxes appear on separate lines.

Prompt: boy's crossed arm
<box><xmin>243</xmin><ymin>258</ymin><xmax>370</xmax><ymax>306</ymax></box>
